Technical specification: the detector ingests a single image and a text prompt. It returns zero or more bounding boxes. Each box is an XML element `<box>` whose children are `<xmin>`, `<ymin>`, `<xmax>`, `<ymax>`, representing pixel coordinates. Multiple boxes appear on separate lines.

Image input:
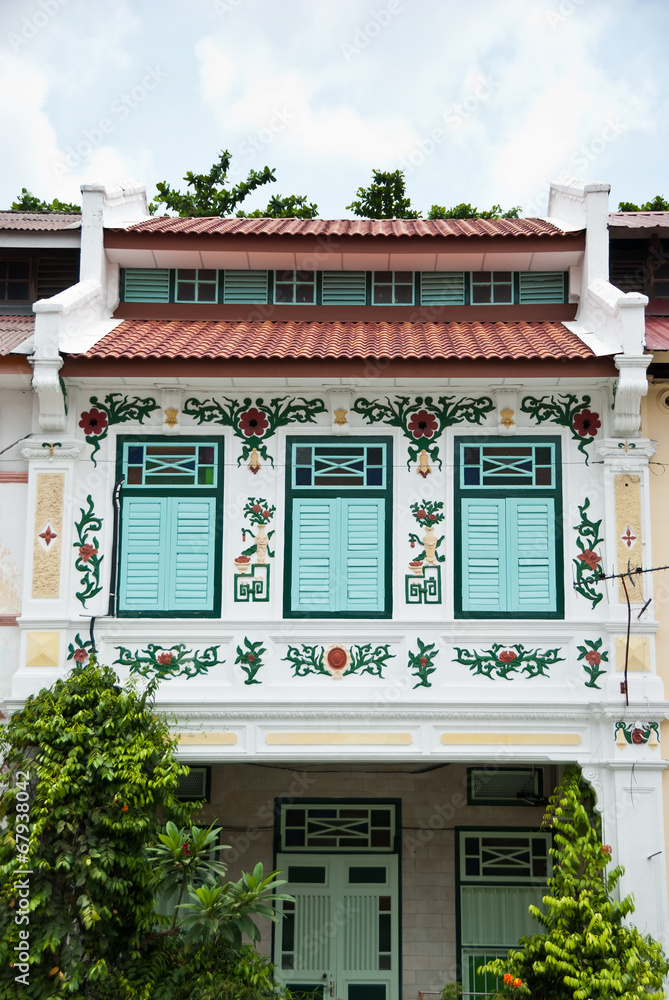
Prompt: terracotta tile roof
<box><xmin>0</xmin><ymin>211</ymin><xmax>81</xmax><ymax>231</ymax></box>
<box><xmin>81</xmin><ymin>319</ymin><xmax>594</xmax><ymax>361</ymax></box>
<box><xmin>0</xmin><ymin>315</ymin><xmax>35</xmax><ymax>355</ymax></box>
<box><xmin>609</xmin><ymin>211</ymin><xmax>669</xmax><ymax>230</ymax></box>
<box><xmin>646</xmin><ymin>317</ymin><xmax>669</xmax><ymax>350</ymax></box>
<box><xmin>117</xmin><ymin>217</ymin><xmax>569</xmax><ymax>238</ymax></box>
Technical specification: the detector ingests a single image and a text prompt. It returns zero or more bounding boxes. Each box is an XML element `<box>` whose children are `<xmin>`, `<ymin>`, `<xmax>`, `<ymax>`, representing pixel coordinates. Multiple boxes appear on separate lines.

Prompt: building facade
<box><xmin>1</xmin><ymin>179</ymin><xmax>667</xmax><ymax>1000</ymax></box>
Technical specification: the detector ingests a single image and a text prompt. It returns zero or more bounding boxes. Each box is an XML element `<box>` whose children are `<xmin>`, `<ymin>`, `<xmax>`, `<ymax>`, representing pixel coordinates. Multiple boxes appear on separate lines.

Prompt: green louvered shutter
<box><xmin>119</xmin><ymin>497</ymin><xmax>167</xmax><ymax>611</ymax></box>
<box><xmin>341</xmin><ymin>499</ymin><xmax>385</xmax><ymax>612</ymax></box>
<box><xmin>518</xmin><ymin>272</ymin><xmax>565</xmax><ymax>303</ymax></box>
<box><xmin>461</xmin><ymin>498</ymin><xmax>505</xmax><ymax>612</ymax></box>
<box><xmin>508</xmin><ymin>498</ymin><xmax>556</xmax><ymax>612</ymax></box>
<box><xmin>123</xmin><ymin>268</ymin><xmax>170</xmax><ymax>302</ymax></box>
<box><xmin>322</xmin><ymin>271</ymin><xmax>367</xmax><ymax>305</ymax></box>
<box><xmin>420</xmin><ymin>272</ymin><xmax>466</xmax><ymax>304</ymax></box>
<box><xmin>168</xmin><ymin>498</ymin><xmax>217</xmax><ymax>611</ymax></box>
<box><xmin>292</xmin><ymin>499</ymin><xmax>337</xmax><ymax>612</ymax></box>
<box><xmin>223</xmin><ymin>270</ymin><xmax>268</xmax><ymax>303</ymax></box>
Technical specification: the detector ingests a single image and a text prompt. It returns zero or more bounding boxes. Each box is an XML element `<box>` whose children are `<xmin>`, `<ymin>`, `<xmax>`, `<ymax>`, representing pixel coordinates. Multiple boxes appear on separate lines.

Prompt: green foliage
<box><xmin>11</xmin><ymin>188</ymin><xmax>80</xmax><ymax>212</ymax></box>
<box><xmin>440</xmin><ymin>983</ymin><xmax>463</xmax><ymax>1000</ymax></box>
<box><xmin>0</xmin><ymin>658</ymin><xmax>193</xmax><ymax>997</ymax></box>
<box><xmin>151</xmin><ymin>150</ymin><xmax>316</xmax><ymax>218</ymax></box>
<box><xmin>618</xmin><ymin>195</ymin><xmax>669</xmax><ymax>212</ymax></box>
<box><xmin>481</xmin><ymin>767</ymin><xmax>669</xmax><ymax>1000</ymax></box>
<box><xmin>149</xmin><ymin>821</ymin><xmax>229</xmax><ymax>929</ymax></box>
<box><xmin>428</xmin><ymin>202</ymin><xmax>521</xmax><ymax>219</ymax></box>
<box><xmin>347</xmin><ymin>168</ymin><xmax>420</xmax><ymax>219</ymax></box>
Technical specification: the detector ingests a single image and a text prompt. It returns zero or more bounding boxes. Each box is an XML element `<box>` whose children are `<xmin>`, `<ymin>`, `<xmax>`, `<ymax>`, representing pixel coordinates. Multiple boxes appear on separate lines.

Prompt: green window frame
<box><xmin>372</xmin><ymin>271</ymin><xmax>414</xmax><ymax>305</ymax></box>
<box><xmin>116</xmin><ymin>436</ymin><xmax>223</xmax><ymax>618</ymax></box>
<box><xmin>273</xmin><ymin>270</ymin><xmax>316</xmax><ymax>304</ymax></box>
<box><xmin>175</xmin><ymin>268</ymin><xmax>218</xmax><ymax>303</ymax></box>
<box><xmin>470</xmin><ymin>271</ymin><xmax>514</xmax><ymax>304</ymax></box>
<box><xmin>454</xmin><ymin>437</ymin><xmax>563</xmax><ymax>619</ymax></box>
<box><xmin>284</xmin><ymin>438</ymin><xmax>392</xmax><ymax>618</ymax></box>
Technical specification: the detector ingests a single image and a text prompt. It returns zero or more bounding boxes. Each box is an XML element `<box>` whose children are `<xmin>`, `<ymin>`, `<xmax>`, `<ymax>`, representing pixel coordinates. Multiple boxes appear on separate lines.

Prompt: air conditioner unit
<box><xmin>176</xmin><ymin>766</ymin><xmax>210</xmax><ymax>802</ymax></box>
<box><xmin>468</xmin><ymin>767</ymin><xmax>543</xmax><ymax>806</ymax></box>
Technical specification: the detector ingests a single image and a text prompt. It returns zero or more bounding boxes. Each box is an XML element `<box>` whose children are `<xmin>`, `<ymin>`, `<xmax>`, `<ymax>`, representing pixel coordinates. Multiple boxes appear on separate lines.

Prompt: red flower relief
<box><xmin>327</xmin><ymin>647</ymin><xmax>348</xmax><ymax>671</ymax></box>
<box><xmin>585</xmin><ymin>650</ymin><xmax>602</xmax><ymax>666</ymax></box>
<box><xmin>419</xmin><ymin>656</ymin><xmax>428</xmax><ymax>667</ymax></box>
<box><xmin>78</xmin><ymin>408</ymin><xmax>108</xmax><ymax>436</ymax></box>
<box><xmin>631</xmin><ymin>728</ymin><xmax>644</xmax><ymax>744</ymax></box>
<box><xmin>78</xmin><ymin>544</ymin><xmax>98</xmax><ymax>563</ymax></box>
<box><xmin>407</xmin><ymin>410</ymin><xmax>439</xmax><ymax>440</ymax></box>
<box><xmin>238</xmin><ymin>408</ymin><xmax>269</xmax><ymax>439</ymax></box>
<box><xmin>73</xmin><ymin>648</ymin><xmax>89</xmax><ymax>663</ymax></box>
<box><xmin>572</xmin><ymin>409</ymin><xmax>601</xmax><ymax>437</ymax></box>
<box><xmin>498</xmin><ymin>650</ymin><xmax>518</xmax><ymax>663</ymax></box>
<box><xmin>428</xmin><ymin>513</ymin><xmax>437</xmax><ymax>521</ymax></box>
<box><xmin>578</xmin><ymin>549</ymin><xmax>601</xmax><ymax>570</ymax></box>
<box><xmin>246</xmin><ymin>653</ymin><xmax>255</xmax><ymax>663</ymax></box>
<box><xmin>415</xmin><ymin>509</ymin><xmax>427</xmax><ymax>519</ymax></box>
<box><xmin>157</xmin><ymin>651</ymin><xmax>174</xmax><ymax>665</ymax></box>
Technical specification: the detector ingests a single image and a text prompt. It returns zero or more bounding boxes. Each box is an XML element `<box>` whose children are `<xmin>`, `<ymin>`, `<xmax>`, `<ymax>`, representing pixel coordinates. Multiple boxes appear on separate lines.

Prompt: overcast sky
<box><xmin>1</xmin><ymin>0</ymin><xmax>667</xmax><ymax>218</ymax></box>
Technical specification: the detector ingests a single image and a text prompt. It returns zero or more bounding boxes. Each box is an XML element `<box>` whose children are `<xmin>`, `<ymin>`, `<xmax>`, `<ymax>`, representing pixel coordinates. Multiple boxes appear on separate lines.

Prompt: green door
<box><xmin>275</xmin><ymin>853</ymin><xmax>399</xmax><ymax>1000</ymax></box>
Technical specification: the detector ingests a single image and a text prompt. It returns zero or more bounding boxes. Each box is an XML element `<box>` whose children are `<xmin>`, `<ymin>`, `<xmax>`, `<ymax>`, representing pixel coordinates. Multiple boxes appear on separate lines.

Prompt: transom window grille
<box><xmin>122</xmin><ymin>442</ymin><xmax>218</xmax><ymax>488</ymax></box>
<box><xmin>460</xmin><ymin>832</ymin><xmax>550</xmax><ymax>882</ymax></box>
<box><xmin>175</xmin><ymin>268</ymin><xmax>218</xmax><ymax>302</ymax></box>
<box><xmin>280</xmin><ymin>803</ymin><xmax>396</xmax><ymax>851</ymax></box>
<box><xmin>372</xmin><ymin>270</ymin><xmax>414</xmax><ymax>304</ymax></box>
<box><xmin>471</xmin><ymin>270</ymin><xmax>513</xmax><ymax>304</ymax></box>
<box><xmin>274</xmin><ymin>270</ymin><xmax>316</xmax><ymax>303</ymax></box>
<box><xmin>291</xmin><ymin>443</ymin><xmax>387</xmax><ymax>489</ymax></box>
<box><xmin>460</xmin><ymin>444</ymin><xmax>555</xmax><ymax>489</ymax></box>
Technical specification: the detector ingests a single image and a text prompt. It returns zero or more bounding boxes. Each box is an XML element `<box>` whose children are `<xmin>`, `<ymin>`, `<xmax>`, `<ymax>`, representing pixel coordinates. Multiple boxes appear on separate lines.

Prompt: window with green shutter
<box><xmin>455</xmin><ymin>438</ymin><xmax>563</xmax><ymax>618</ymax></box>
<box><xmin>285</xmin><ymin>439</ymin><xmax>392</xmax><ymax>618</ymax></box>
<box><xmin>116</xmin><ymin>438</ymin><xmax>223</xmax><ymax>617</ymax></box>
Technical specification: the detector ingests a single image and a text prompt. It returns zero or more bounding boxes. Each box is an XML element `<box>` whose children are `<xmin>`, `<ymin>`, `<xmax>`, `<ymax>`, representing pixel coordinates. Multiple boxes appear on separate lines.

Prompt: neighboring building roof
<box><xmin>80</xmin><ymin>318</ymin><xmax>594</xmax><ymax>361</ymax></box>
<box><xmin>114</xmin><ymin>217</ymin><xmax>570</xmax><ymax>238</ymax></box>
<box><xmin>0</xmin><ymin>211</ymin><xmax>81</xmax><ymax>231</ymax></box>
<box><xmin>0</xmin><ymin>315</ymin><xmax>35</xmax><ymax>354</ymax></box>
<box><xmin>646</xmin><ymin>317</ymin><xmax>669</xmax><ymax>350</ymax></box>
<box><xmin>609</xmin><ymin>211</ymin><xmax>669</xmax><ymax>231</ymax></box>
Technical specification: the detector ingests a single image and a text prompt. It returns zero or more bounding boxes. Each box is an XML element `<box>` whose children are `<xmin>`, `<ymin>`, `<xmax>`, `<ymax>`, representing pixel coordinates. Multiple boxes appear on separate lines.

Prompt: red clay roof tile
<box><xmin>115</xmin><ymin>217</ymin><xmax>569</xmax><ymax>238</ymax></box>
<box><xmin>80</xmin><ymin>319</ymin><xmax>593</xmax><ymax>361</ymax></box>
<box><xmin>646</xmin><ymin>317</ymin><xmax>669</xmax><ymax>350</ymax></box>
<box><xmin>0</xmin><ymin>315</ymin><xmax>35</xmax><ymax>355</ymax></box>
<box><xmin>0</xmin><ymin>211</ymin><xmax>81</xmax><ymax>231</ymax></box>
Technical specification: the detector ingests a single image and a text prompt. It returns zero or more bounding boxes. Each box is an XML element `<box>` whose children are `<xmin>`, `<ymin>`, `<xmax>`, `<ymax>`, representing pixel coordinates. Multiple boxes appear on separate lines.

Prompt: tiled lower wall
<box><xmin>195</xmin><ymin>762</ymin><xmax>548</xmax><ymax>1000</ymax></box>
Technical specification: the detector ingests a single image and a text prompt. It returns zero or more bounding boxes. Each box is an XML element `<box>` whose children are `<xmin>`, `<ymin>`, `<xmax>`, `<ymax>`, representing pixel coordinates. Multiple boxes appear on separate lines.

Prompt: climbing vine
<box><xmin>573</xmin><ymin>498</ymin><xmax>604</xmax><ymax>608</ymax></box>
<box><xmin>453</xmin><ymin>643</ymin><xmax>564</xmax><ymax>680</ymax></box>
<box><xmin>73</xmin><ymin>495</ymin><xmax>103</xmax><ymax>608</ymax></box>
<box><xmin>114</xmin><ymin>644</ymin><xmax>223</xmax><ymax>680</ymax></box>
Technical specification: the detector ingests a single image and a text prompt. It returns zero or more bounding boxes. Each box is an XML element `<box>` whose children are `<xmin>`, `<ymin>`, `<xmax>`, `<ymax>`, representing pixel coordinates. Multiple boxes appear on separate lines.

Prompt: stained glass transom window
<box><xmin>122</xmin><ymin>442</ymin><xmax>218</xmax><ymax>488</ymax></box>
<box><xmin>460</xmin><ymin>443</ymin><xmax>555</xmax><ymax>489</ymax></box>
<box><xmin>280</xmin><ymin>804</ymin><xmax>396</xmax><ymax>852</ymax></box>
<box><xmin>291</xmin><ymin>444</ymin><xmax>387</xmax><ymax>489</ymax></box>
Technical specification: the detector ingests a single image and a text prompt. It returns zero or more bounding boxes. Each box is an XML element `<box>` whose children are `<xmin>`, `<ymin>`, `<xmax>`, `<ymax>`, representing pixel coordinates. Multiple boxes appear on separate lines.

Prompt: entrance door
<box><xmin>275</xmin><ymin>853</ymin><xmax>399</xmax><ymax>1000</ymax></box>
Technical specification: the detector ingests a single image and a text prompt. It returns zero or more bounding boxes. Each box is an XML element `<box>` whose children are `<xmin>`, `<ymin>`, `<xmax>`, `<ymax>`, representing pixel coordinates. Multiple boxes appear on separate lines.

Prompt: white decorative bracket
<box><xmin>29</xmin><ymin>355</ymin><xmax>66</xmax><ymax>432</ymax></box>
<box><xmin>613</xmin><ymin>354</ymin><xmax>650</xmax><ymax>436</ymax></box>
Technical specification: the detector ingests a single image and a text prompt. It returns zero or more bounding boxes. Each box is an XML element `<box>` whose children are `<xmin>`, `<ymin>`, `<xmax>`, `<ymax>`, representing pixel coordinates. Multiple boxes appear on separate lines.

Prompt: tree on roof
<box><xmin>11</xmin><ymin>188</ymin><xmax>80</xmax><ymax>212</ymax></box>
<box><xmin>151</xmin><ymin>150</ymin><xmax>318</xmax><ymax>218</ymax></box>
<box><xmin>347</xmin><ymin>169</ymin><xmax>421</xmax><ymax>219</ymax></box>
<box><xmin>236</xmin><ymin>193</ymin><xmax>318</xmax><ymax>219</ymax></box>
<box><xmin>618</xmin><ymin>195</ymin><xmax>669</xmax><ymax>211</ymax></box>
<box><xmin>428</xmin><ymin>202</ymin><xmax>521</xmax><ymax>220</ymax></box>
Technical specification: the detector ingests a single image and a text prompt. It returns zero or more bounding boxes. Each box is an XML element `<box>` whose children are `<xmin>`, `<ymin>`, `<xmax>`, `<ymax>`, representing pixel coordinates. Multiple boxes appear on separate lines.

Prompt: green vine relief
<box><xmin>519</xmin><ymin>392</ymin><xmax>601</xmax><ymax>465</ymax></box>
<box><xmin>284</xmin><ymin>643</ymin><xmax>394</xmax><ymax>679</ymax></box>
<box><xmin>234</xmin><ymin>638</ymin><xmax>266</xmax><ymax>685</ymax></box>
<box><xmin>573</xmin><ymin>498</ymin><xmax>604</xmax><ymax>608</ymax></box>
<box><xmin>73</xmin><ymin>495</ymin><xmax>103</xmax><ymax>608</ymax></box>
<box><xmin>454</xmin><ymin>643</ymin><xmax>564</xmax><ymax>680</ymax></box>
<box><xmin>114</xmin><ymin>644</ymin><xmax>223</xmax><ymax>680</ymax></box>
<box><xmin>407</xmin><ymin>639</ymin><xmax>438</xmax><ymax>688</ymax></box>
<box><xmin>352</xmin><ymin>394</ymin><xmax>494</xmax><ymax>471</ymax></box>
<box><xmin>79</xmin><ymin>393</ymin><xmax>160</xmax><ymax>466</ymax></box>
<box><xmin>577</xmin><ymin>638</ymin><xmax>609</xmax><ymax>689</ymax></box>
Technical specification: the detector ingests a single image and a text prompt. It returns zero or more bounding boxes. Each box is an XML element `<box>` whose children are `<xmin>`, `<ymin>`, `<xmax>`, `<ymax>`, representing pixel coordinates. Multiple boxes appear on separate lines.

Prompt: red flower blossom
<box><xmin>157</xmin><ymin>652</ymin><xmax>173</xmax><ymax>665</ymax></box>
<box><xmin>182</xmin><ymin>842</ymin><xmax>190</xmax><ymax>856</ymax></box>
<box><xmin>572</xmin><ymin>409</ymin><xmax>601</xmax><ymax>437</ymax></box>
<box><xmin>73</xmin><ymin>648</ymin><xmax>88</xmax><ymax>663</ymax></box>
<box><xmin>428</xmin><ymin>513</ymin><xmax>437</xmax><ymax>521</ymax></box>
<box><xmin>578</xmin><ymin>549</ymin><xmax>601</xmax><ymax>570</ymax></box>
<box><xmin>123</xmin><ymin>805</ymin><xmax>128</xmax><ymax>812</ymax></box>
<box><xmin>238</xmin><ymin>408</ymin><xmax>269</xmax><ymax>438</ymax></box>
<box><xmin>513</xmin><ymin>980</ymin><xmax>522</xmax><ymax>988</ymax></box>
<box><xmin>79</xmin><ymin>408</ymin><xmax>108</xmax><ymax>436</ymax></box>
<box><xmin>262</xmin><ymin>509</ymin><xmax>271</xmax><ymax>518</ymax></box>
<box><xmin>602</xmin><ymin>843</ymin><xmax>612</xmax><ymax>855</ymax></box>
<box><xmin>503</xmin><ymin>975</ymin><xmax>514</xmax><ymax>985</ymax></box>
<box><xmin>419</xmin><ymin>656</ymin><xmax>428</xmax><ymax>667</ymax></box>
<box><xmin>498</xmin><ymin>649</ymin><xmax>518</xmax><ymax>663</ymax></box>
<box><xmin>585</xmin><ymin>650</ymin><xmax>602</xmax><ymax>666</ymax></box>
<box><xmin>252</xmin><ymin>504</ymin><xmax>262</xmax><ymax>513</ymax></box>
<box><xmin>78</xmin><ymin>544</ymin><xmax>98</xmax><ymax>563</ymax></box>
<box><xmin>247</xmin><ymin>653</ymin><xmax>255</xmax><ymax>663</ymax></box>
<box><xmin>415</xmin><ymin>509</ymin><xmax>427</xmax><ymax>519</ymax></box>
<box><xmin>407</xmin><ymin>410</ymin><xmax>439</xmax><ymax>440</ymax></box>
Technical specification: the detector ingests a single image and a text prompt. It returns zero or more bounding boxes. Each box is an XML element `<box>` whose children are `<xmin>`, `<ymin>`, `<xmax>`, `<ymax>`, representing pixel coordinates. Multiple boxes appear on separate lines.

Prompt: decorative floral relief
<box><xmin>351</xmin><ymin>394</ymin><xmax>494</xmax><ymax>473</ymax></box>
<box><xmin>234</xmin><ymin>498</ymin><xmax>275</xmax><ymax>602</ymax></box>
<box><xmin>73</xmin><ymin>495</ymin><xmax>103</xmax><ymax>608</ymax></box>
<box><xmin>577</xmin><ymin>638</ymin><xmax>609</xmax><ymax>688</ymax></box>
<box><xmin>182</xmin><ymin>395</ymin><xmax>326</xmax><ymax>470</ymax></box>
<box><xmin>519</xmin><ymin>392</ymin><xmax>600</xmax><ymax>464</ymax></box>
<box><xmin>284</xmin><ymin>643</ymin><xmax>394</xmax><ymax>679</ymax></box>
<box><xmin>234</xmin><ymin>637</ymin><xmax>266</xmax><ymax>685</ymax></box>
<box><xmin>453</xmin><ymin>643</ymin><xmax>564</xmax><ymax>680</ymax></box>
<box><xmin>67</xmin><ymin>632</ymin><xmax>93</xmax><ymax>664</ymax></box>
<box><xmin>79</xmin><ymin>393</ymin><xmax>160</xmax><ymax>466</ymax></box>
<box><xmin>407</xmin><ymin>639</ymin><xmax>438</xmax><ymax>688</ymax></box>
<box><xmin>573</xmin><ymin>498</ymin><xmax>604</xmax><ymax>608</ymax></box>
<box><xmin>114</xmin><ymin>643</ymin><xmax>223</xmax><ymax>680</ymax></box>
<box><xmin>615</xmin><ymin>720</ymin><xmax>659</xmax><ymax>747</ymax></box>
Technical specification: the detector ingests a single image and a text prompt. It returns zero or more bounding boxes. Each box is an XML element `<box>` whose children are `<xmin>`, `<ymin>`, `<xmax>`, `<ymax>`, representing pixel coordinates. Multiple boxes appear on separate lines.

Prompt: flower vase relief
<box><xmin>408</xmin><ymin>500</ymin><xmax>445</xmax><ymax>575</ymax></box>
<box><xmin>240</xmin><ymin>497</ymin><xmax>276</xmax><ymax>568</ymax></box>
